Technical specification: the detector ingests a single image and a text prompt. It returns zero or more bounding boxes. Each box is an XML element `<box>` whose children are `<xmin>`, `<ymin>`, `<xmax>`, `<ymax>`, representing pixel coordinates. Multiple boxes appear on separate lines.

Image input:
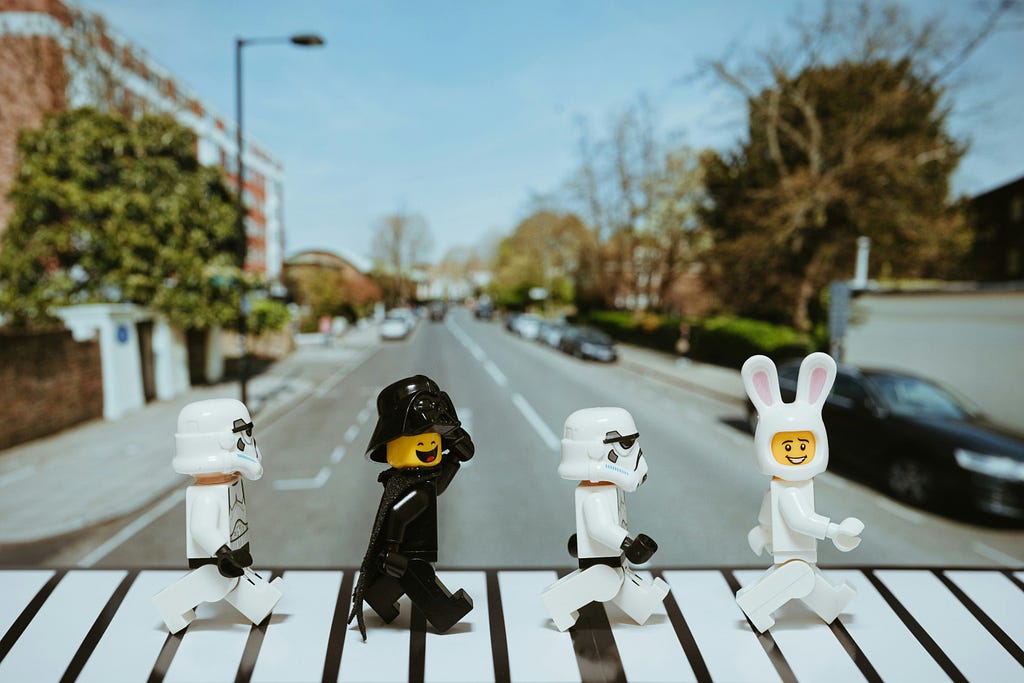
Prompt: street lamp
<box><xmin>235</xmin><ymin>32</ymin><xmax>324</xmax><ymax>406</ymax></box>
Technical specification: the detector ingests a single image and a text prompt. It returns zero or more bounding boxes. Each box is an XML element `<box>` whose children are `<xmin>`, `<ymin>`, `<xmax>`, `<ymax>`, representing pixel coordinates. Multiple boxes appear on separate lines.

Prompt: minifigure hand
<box><xmin>827</xmin><ymin>517</ymin><xmax>864</xmax><ymax>552</ymax></box>
<box><xmin>215</xmin><ymin>544</ymin><xmax>246</xmax><ymax>578</ymax></box>
<box><xmin>622</xmin><ymin>534</ymin><xmax>658</xmax><ymax>564</ymax></box>
<box><xmin>747</xmin><ymin>526</ymin><xmax>771</xmax><ymax>556</ymax></box>
<box><xmin>379</xmin><ymin>550</ymin><xmax>409</xmax><ymax>578</ymax></box>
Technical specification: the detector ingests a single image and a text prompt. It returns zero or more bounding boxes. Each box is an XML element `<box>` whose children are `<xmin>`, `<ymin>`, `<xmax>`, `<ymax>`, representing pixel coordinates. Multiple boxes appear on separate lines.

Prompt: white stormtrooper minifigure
<box><xmin>153</xmin><ymin>399</ymin><xmax>285</xmax><ymax>633</ymax></box>
<box><xmin>736</xmin><ymin>352</ymin><xmax>864</xmax><ymax>632</ymax></box>
<box><xmin>541</xmin><ymin>407</ymin><xmax>670</xmax><ymax>632</ymax></box>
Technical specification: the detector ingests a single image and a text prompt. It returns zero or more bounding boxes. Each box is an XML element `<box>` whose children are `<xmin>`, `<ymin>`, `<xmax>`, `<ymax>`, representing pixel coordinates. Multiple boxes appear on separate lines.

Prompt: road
<box><xmin>13</xmin><ymin>307</ymin><xmax>1024</xmax><ymax>570</ymax></box>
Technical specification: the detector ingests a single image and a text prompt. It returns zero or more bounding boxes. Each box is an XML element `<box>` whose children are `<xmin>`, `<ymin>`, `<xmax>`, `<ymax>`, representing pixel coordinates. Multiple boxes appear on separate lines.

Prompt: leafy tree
<box><xmin>701</xmin><ymin>0</ymin><xmax>1017</xmax><ymax>329</ymax></box>
<box><xmin>0</xmin><ymin>107</ymin><xmax>242</xmax><ymax>329</ymax></box>
<box><xmin>488</xmin><ymin>210</ymin><xmax>594</xmax><ymax>309</ymax></box>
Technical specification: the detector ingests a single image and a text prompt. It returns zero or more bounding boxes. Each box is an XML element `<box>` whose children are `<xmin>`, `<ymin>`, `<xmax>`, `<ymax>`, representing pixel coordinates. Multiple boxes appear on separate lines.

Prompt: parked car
<box><xmin>474</xmin><ymin>299</ymin><xmax>495</xmax><ymax>320</ymax></box>
<box><xmin>512</xmin><ymin>314</ymin><xmax>543</xmax><ymax>340</ymax></box>
<box><xmin>504</xmin><ymin>312</ymin><xmax>521</xmax><ymax>332</ymax></box>
<box><xmin>378</xmin><ymin>313</ymin><xmax>411</xmax><ymax>340</ymax></box>
<box><xmin>558</xmin><ymin>326</ymin><xmax>617</xmax><ymax>362</ymax></box>
<box><xmin>538</xmin><ymin>320</ymin><xmax>569</xmax><ymax>348</ymax></box>
<box><xmin>746</xmin><ymin>361</ymin><xmax>1024</xmax><ymax>519</ymax></box>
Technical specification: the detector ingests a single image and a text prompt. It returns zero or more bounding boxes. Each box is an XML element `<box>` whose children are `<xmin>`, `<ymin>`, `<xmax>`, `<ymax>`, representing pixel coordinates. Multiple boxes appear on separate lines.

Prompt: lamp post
<box><xmin>235</xmin><ymin>33</ymin><xmax>324</xmax><ymax>406</ymax></box>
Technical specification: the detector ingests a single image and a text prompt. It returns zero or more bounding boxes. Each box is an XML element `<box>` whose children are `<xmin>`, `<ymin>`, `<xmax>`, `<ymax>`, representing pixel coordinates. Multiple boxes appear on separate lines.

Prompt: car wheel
<box><xmin>886</xmin><ymin>458</ymin><xmax>933</xmax><ymax>507</ymax></box>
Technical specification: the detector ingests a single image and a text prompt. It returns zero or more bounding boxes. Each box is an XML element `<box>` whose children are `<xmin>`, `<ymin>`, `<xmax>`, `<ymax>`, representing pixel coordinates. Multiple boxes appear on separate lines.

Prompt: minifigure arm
<box><xmin>747</xmin><ymin>490</ymin><xmax>773</xmax><ymax>556</ymax></box>
<box><xmin>778</xmin><ymin>488</ymin><xmax>831</xmax><ymax>539</ymax></box>
<box><xmin>189</xmin><ymin>494</ymin><xmax>227</xmax><ymax>556</ymax></box>
<box><xmin>581</xmin><ymin>495</ymin><xmax>628</xmax><ymax>550</ymax></box>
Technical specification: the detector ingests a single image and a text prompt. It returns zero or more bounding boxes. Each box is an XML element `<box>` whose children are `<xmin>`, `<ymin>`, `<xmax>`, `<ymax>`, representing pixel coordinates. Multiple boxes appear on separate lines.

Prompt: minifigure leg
<box><xmin>800</xmin><ymin>566</ymin><xmax>855</xmax><ymax>625</ymax></box>
<box><xmin>153</xmin><ymin>565</ymin><xmax>238</xmax><ymax>633</ymax></box>
<box><xmin>364</xmin><ymin>573</ymin><xmax>405</xmax><ymax>623</ymax></box>
<box><xmin>399</xmin><ymin>559</ymin><xmax>473</xmax><ymax>633</ymax></box>
<box><xmin>224</xmin><ymin>573</ymin><xmax>286</xmax><ymax>626</ymax></box>
<box><xmin>734</xmin><ymin>560</ymin><xmax>815</xmax><ymax>633</ymax></box>
<box><xmin>541</xmin><ymin>565</ymin><xmax>622</xmax><ymax>632</ymax></box>
<box><xmin>611</xmin><ymin>566</ymin><xmax>670</xmax><ymax>626</ymax></box>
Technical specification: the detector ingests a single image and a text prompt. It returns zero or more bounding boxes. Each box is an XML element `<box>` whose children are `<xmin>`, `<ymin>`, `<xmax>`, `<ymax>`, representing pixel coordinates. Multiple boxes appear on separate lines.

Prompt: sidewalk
<box><xmin>0</xmin><ymin>324</ymin><xmax>380</xmax><ymax>546</ymax></box>
<box><xmin>0</xmin><ymin>322</ymin><xmax>741</xmax><ymax>546</ymax></box>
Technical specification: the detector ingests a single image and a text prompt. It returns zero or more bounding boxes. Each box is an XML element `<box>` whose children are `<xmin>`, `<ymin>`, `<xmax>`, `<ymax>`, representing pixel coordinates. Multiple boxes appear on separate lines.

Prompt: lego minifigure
<box><xmin>541</xmin><ymin>407</ymin><xmax>670</xmax><ymax>632</ymax></box>
<box><xmin>153</xmin><ymin>399</ymin><xmax>285</xmax><ymax>633</ymax></box>
<box><xmin>348</xmin><ymin>375</ymin><xmax>475</xmax><ymax>640</ymax></box>
<box><xmin>736</xmin><ymin>352</ymin><xmax>863</xmax><ymax>632</ymax></box>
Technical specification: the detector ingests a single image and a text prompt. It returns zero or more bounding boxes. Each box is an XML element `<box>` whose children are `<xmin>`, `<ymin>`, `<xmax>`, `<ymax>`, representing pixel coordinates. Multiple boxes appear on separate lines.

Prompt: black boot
<box><xmin>364</xmin><ymin>573</ymin><xmax>404</xmax><ymax>624</ymax></box>
<box><xmin>400</xmin><ymin>559</ymin><xmax>473</xmax><ymax>632</ymax></box>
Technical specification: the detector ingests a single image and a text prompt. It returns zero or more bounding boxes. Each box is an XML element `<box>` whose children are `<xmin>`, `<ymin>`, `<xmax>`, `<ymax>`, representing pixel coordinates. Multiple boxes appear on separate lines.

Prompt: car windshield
<box><xmin>866</xmin><ymin>373</ymin><xmax>975</xmax><ymax>420</ymax></box>
<box><xmin>580</xmin><ymin>328</ymin><xmax>612</xmax><ymax>344</ymax></box>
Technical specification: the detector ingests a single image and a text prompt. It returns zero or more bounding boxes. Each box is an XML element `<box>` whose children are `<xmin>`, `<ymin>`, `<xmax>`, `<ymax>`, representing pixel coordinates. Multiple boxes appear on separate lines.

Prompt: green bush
<box><xmin>576</xmin><ymin>310</ymin><xmax>814</xmax><ymax>367</ymax></box>
<box><xmin>247</xmin><ymin>299</ymin><xmax>291</xmax><ymax>336</ymax></box>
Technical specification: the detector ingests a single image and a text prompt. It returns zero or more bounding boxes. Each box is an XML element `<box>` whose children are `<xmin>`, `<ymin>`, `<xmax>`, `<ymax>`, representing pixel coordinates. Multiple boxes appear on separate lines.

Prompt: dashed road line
<box><xmin>331</xmin><ymin>446</ymin><xmax>346</xmax><ymax>464</ymax></box>
<box><xmin>344</xmin><ymin>425</ymin><xmax>360</xmax><ymax>443</ymax></box>
<box><xmin>77</xmin><ymin>488</ymin><xmax>186</xmax><ymax>567</ymax></box>
<box><xmin>482</xmin><ymin>360</ymin><xmax>508</xmax><ymax>387</ymax></box>
<box><xmin>273</xmin><ymin>467</ymin><xmax>331</xmax><ymax>491</ymax></box>
<box><xmin>511</xmin><ymin>393</ymin><xmax>560</xmax><ymax>451</ymax></box>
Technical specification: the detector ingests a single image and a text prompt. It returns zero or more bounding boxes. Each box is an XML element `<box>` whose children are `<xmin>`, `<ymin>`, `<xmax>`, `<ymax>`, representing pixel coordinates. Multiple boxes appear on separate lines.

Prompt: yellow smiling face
<box><xmin>386</xmin><ymin>432</ymin><xmax>442</xmax><ymax>468</ymax></box>
<box><xmin>771</xmin><ymin>430</ymin><xmax>816</xmax><ymax>467</ymax></box>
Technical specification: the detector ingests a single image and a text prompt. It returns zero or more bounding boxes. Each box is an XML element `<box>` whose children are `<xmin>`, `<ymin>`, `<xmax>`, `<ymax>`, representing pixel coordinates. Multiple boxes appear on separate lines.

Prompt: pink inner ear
<box><xmin>753</xmin><ymin>371</ymin><xmax>774</xmax><ymax>406</ymax></box>
<box><xmin>809</xmin><ymin>367</ymin><xmax>826</xmax><ymax>403</ymax></box>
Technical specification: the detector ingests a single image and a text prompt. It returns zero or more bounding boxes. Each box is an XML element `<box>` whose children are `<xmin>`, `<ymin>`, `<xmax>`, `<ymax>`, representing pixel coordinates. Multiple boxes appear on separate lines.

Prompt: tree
<box><xmin>569</xmin><ymin>100</ymin><xmax>707</xmax><ymax>312</ymax></box>
<box><xmin>0</xmin><ymin>107</ymin><xmax>242</xmax><ymax>329</ymax></box>
<box><xmin>488</xmin><ymin>211</ymin><xmax>594</xmax><ymax>309</ymax></box>
<box><xmin>701</xmin><ymin>0</ymin><xmax>1017</xmax><ymax>330</ymax></box>
<box><xmin>371</xmin><ymin>211</ymin><xmax>432</xmax><ymax>305</ymax></box>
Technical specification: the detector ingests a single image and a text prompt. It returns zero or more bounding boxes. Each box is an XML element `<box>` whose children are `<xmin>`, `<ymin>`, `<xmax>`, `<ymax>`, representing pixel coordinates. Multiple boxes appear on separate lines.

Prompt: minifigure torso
<box><xmin>385</xmin><ymin>480</ymin><xmax>439</xmax><ymax>562</ymax></box>
<box><xmin>574</xmin><ymin>483</ymin><xmax>628</xmax><ymax>560</ymax></box>
<box><xmin>769</xmin><ymin>478</ymin><xmax>817</xmax><ymax>563</ymax></box>
<box><xmin>185</xmin><ymin>479</ymin><xmax>249</xmax><ymax>565</ymax></box>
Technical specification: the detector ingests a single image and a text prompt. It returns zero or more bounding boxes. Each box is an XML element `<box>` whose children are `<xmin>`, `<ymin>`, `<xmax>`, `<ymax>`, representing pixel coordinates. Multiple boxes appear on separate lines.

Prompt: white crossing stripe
<box><xmin>251</xmin><ymin>571</ymin><xmax>343</xmax><ymax>683</ymax></box>
<box><xmin>163</xmin><ymin>584</ymin><xmax>261</xmax><ymax>683</ymax></box>
<box><xmin>0</xmin><ymin>570</ymin><xmax>52</xmax><ymax>637</ymax></box>
<box><xmin>944</xmin><ymin>570</ymin><xmax>1024</xmax><ymax>649</ymax></box>
<box><xmin>499</xmin><ymin>571</ymin><xmax>580</xmax><ymax>683</ymax></box>
<box><xmin>875</xmin><ymin>569</ymin><xmax>1022</xmax><ymax>682</ymax></box>
<box><xmin>733</xmin><ymin>569</ymin><xmax>866</xmax><ymax>683</ymax></box>
<box><xmin>338</xmin><ymin>574</ymin><xmax>412</xmax><ymax>683</ymax></box>
<box><xmin>828</xmin><ymin>570</ymin><xmax>950</xmax><ymax>682</ymax></box>
<box><xmin>607</xmin><ymin>571</ymin><xmax>697</xmax><ymax>683</ymax></box>
<box><xmin>663</xmin><ymin>570</ymin><xmax>780</xmax><ymax>683</ymax></box>
<box><xmin>77</xmin><ymin>570</ymin><xmax>186</xmax><ymax>683</ymax></box>
<box><xmin>425</xmin><ymin>572</ymin><xmax>493</xmax><ymax>682</ymax></box>
<box><xmin>0</xmin><ymin>570</ymin><xmax>125</xmax><ymax>683</ymax></box>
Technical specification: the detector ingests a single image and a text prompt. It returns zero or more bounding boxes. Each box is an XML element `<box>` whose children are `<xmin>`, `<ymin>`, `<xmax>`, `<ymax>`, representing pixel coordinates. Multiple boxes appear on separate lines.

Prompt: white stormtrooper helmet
<box><xmin>173</xmin><ymin>399</ymin><xmax>263</xmax><ymax>480</ymax></box>
<box><xmin>742</xmin><ymin>352</ymin><xmax>836</xmax><ymax>481</ymax></box>
<box><xmin>559</xmin><ymin>407</ymin><xmax>649</xmax><ymax>491</ymax></box>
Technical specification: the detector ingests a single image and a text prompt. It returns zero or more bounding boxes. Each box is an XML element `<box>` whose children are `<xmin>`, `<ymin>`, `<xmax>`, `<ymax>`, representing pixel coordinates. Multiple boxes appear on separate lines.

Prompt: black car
<box><xmin>558</xmin><ymin>326</ymin><xmax>617</xmax><ymax>362</ymax></box>
<box><xmin>747</xmin><ymin>362</ymin><xmax>1024</xmax><ymax>519</ymax></box>
<box><xmin>428</xmin><ymin>301</ymin><xmax>447</xmax><ymax>321</ymax></box>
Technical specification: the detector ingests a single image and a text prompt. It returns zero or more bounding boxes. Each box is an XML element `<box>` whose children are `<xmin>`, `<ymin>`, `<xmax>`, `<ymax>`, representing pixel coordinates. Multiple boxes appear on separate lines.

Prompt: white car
<box><xmin>513</xmin><ymin>314</ymin><xmax>542</xmax><ymax>340</ymax></box>
<box><xmin>379</xmin><ymin>314</ymin><xmax>410</xmax><ymax>340</ymax></box>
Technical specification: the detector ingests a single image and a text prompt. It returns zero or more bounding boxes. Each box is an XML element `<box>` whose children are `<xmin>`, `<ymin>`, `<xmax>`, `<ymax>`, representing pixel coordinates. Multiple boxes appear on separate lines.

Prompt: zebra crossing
<box><xmin>0</xmin><ymin>567</ymin><xmax>1022</xmax><ymax>682</ymax></box>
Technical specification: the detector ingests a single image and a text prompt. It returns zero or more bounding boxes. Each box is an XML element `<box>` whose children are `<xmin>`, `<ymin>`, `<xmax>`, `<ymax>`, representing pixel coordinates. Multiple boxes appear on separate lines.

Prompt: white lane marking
<box><xmin>331</xmin><ymin>446</ymin><xmax>346</xmax><ymax>464</ymax></box>
<box><xmin>314</xmin><ymin>365</ymin><xmax>352</xmax><ymax>399</ymax></box>
<box><xmin>0</xmin><ymin>466</ymin><xmax>35</xmax><ymax>488</ymax></box>
<box><xmin>273</xmin><ymin>467</ymin><xmax>331</xmax><ymax>491</ymax></box>
<box><xmin>972</xmin><ymin>542</ymin><xmax>1024</xmax><ymax>567</ymax></box>
<box><xmin>357</xmin><ymin>407</ymin><xmax>372</xmax><ymax>424</ymax></box>
<box><xmin>77</xmin><ymin>488</ymin><xmax>186</xmax><ymax>567</ymax></box>
<box><xmin>512</xmin><ymin>393</ymin><xmax>560</xmax><ymax>451</ymax></box>
<box><xmin>344</xmin><ymin>425</ymin><xmax>360</xmax><ymax>443</ymax></box>
<box><xmin>482</xmin><ymin>360</ymin><xmax>508</xmax><ymax>387</ymax></box>
<box><xmin>445</xmin><ymin>318</ymin><xmax>487</xmax><ymax>361</ymax></box>
<box><xmin>875</xmin><ymin>497</ymin><xmax>926</xmax><ymax>524</ymax></box>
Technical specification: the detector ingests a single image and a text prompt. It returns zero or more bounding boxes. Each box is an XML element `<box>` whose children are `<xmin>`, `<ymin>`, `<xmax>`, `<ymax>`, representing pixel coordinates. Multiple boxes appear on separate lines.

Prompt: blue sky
<box><xmin>77</xmin><ymin>1</ymin><xmax>1024</xmax><ymax>263</ymax></box>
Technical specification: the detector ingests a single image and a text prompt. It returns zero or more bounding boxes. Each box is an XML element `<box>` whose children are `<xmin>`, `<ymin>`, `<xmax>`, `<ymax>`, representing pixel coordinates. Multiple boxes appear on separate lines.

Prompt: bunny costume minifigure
<box><xmin>736</xmin><ymin>352</ymin><xmax>863</xmax><ymax>632</ymax></box>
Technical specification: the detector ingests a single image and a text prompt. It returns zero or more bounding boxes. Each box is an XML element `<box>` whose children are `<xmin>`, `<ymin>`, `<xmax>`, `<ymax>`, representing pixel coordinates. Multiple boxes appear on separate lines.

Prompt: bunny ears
<box><xmin>741</xmin><ymin>352</ymin><xmax>837</xmax><ymax>415</ymax></box>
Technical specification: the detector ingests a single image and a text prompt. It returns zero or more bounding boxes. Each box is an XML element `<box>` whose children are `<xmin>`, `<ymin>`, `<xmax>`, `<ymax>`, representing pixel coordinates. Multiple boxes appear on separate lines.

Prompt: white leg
<box><xmin>153</xmin><ymin>565</ymin><xmax>238</xmax><ymax>633</ymax></box>
<box><xmin>224</xmin><ymin>571</ymin><xmax>286</xmax><ymax>625</ymax></box>
<box><xmin>801</xmin><ymin>566</ymin><xmax>856</xmax><ymax>624</ymax></box>
<box><xmin>610</xmin><ymin>566</ymin><xmax>670</xmax><ymax>626</ymax></box>
<box><xmin>541</xmin><ymin>565</ymin><xmax>622</xmax><ymax>632</ymax></box>
<box><xmin>735</xmin><ymin>561</ymin><xmax>815</xmax><ymax>633</ymax></box>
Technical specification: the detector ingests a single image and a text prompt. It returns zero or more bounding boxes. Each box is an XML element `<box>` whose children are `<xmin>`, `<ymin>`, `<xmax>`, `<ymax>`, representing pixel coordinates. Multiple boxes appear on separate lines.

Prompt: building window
<box><xmin>1010</xmin><ymin>196</ymin><xmax>1023</xmax><ymax>223</ymax></box>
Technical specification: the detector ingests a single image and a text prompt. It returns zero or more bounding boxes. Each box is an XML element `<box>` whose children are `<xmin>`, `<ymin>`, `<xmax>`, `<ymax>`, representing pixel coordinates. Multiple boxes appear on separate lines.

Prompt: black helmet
<box><xmin>365</xmin><ymin>375</ymin><xmax>474</xmax><ymax>463</ymax></box>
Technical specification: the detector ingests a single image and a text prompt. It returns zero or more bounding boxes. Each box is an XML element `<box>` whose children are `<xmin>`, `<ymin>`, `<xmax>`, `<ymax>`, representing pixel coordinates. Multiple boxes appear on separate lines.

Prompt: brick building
<box><xmin>968</xmin><ymin>175</ymin><xmax>1024</xmax><ymax>282</ymax></box>
<box><xmin>0</xmin><ymin>0</ymin><xmax>286</xmax><ymax>280</ymax></box>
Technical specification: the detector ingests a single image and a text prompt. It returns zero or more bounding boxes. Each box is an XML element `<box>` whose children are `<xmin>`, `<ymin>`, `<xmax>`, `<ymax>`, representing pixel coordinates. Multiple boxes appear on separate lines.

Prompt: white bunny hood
<box><xmin>742</xmin><ymin>352</ymin><xmax>837</xmax><ymax>481</ymax></box>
